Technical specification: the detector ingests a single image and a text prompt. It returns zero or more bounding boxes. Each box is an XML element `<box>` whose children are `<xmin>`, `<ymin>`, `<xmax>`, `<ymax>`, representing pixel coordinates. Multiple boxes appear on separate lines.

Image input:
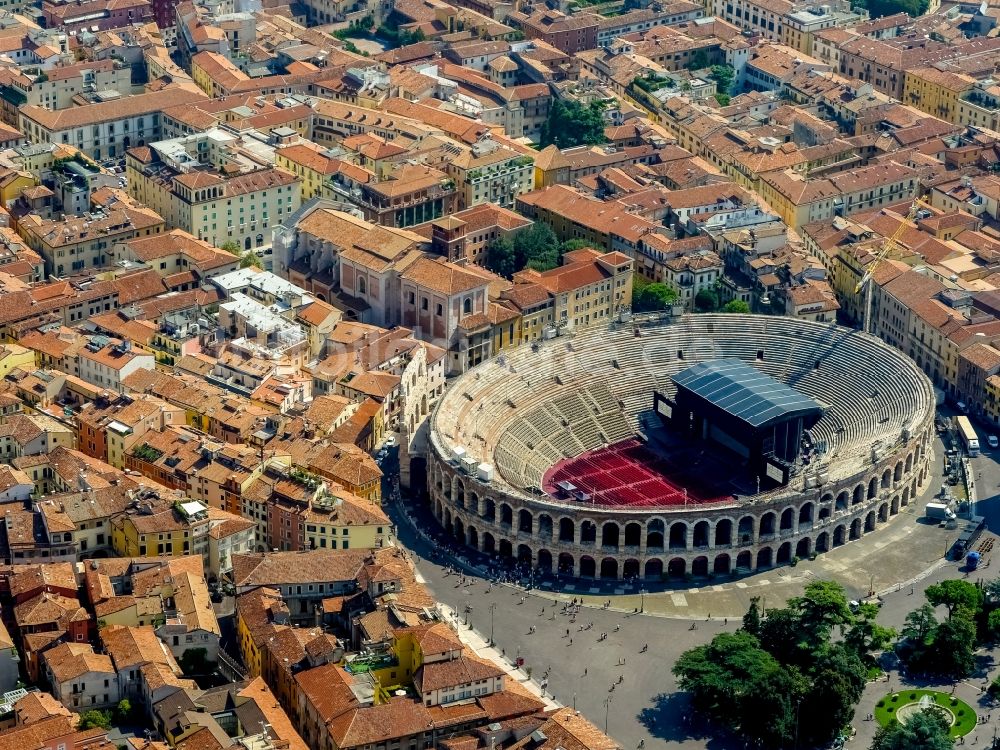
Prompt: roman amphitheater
<box><xmin>427</xmin><ymin>314</ymin><xmax>937</xmax><ymax>582</ymax></box>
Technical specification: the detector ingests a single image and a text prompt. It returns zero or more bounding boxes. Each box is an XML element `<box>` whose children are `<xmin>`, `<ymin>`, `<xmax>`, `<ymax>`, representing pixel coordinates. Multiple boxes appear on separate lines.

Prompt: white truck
<box><xmin>926</xmin><ymin>502</ymin><xmax>957</xmax><ymax>523</ymax></box>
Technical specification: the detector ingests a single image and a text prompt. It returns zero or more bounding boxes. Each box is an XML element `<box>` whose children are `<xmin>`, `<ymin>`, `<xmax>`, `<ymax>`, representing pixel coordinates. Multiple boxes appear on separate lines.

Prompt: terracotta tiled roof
<box><xmin>414</xmin><ymin>654</ymin><xmax>504</xmax><ymax>693</ymax></box>
<box><xmin>232</xmin><ymin>549</ymin><xmax>370</xmax><ymax>588</ymax></box>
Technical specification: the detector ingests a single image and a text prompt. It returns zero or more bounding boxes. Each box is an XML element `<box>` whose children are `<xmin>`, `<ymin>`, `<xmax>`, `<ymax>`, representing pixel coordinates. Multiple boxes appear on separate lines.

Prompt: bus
<box><xmin>956</xmin><ymin>415</ymin><xmax>980</xmax><ymax>457</ymax></box>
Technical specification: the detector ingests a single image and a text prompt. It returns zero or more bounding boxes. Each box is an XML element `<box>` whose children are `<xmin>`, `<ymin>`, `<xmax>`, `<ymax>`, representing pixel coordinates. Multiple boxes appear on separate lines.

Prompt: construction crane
<box><xmin>855</xmin><ymin>197</ymin><xmax>932</xmax><ymax>335</ymax></box>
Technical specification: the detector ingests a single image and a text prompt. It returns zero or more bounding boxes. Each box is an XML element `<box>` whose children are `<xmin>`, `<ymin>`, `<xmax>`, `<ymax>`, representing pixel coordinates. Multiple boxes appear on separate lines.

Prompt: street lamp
<box><xmin>640</xmin><ymin>587</ymin><xmax>645</xmax><ymax>613</ymax></box>
<box><xmin>604</xmin><ymin>695</ymin><xmax>613</xmax><ymax>734</ymax></box>
<box><xmin>489</xmin><ymin>602</ymin><xmax>497</xmax><ymax>646</ymax></box>
<box><xmin>573</xmin><ymin>692</ymin><xmax>577</xmax><ymax>711</ymax></box>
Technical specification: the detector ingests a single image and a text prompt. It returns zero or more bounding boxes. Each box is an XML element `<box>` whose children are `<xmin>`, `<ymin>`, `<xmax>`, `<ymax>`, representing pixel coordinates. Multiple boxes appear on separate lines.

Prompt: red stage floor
<box><xmin>542</xmin><ymin>439</ymin><xmax>728</xmax><ymax>508</ymax></box>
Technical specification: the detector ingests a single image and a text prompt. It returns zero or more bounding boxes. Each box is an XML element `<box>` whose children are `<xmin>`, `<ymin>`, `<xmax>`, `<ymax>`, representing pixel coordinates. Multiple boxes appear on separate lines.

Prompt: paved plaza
<box><xmin>386</xmin><ymin>435</ymin><xmax>1000</xmax><ymax>749</ymax></box>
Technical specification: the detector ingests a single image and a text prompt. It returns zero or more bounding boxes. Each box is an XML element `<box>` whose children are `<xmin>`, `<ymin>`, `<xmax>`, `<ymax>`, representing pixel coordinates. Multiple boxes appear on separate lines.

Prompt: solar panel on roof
<box><xmin>672</xmin><ymin>359</ymin><xmax>823</xmax><ymax>428</ymax></box>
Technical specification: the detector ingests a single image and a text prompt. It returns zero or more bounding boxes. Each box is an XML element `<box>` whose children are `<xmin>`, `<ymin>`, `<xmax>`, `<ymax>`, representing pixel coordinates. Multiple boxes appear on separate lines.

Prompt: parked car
<box><xmin>988</xmin><ymin>435</ymin><xmax>998</xmax><ymax>449</ymax></box>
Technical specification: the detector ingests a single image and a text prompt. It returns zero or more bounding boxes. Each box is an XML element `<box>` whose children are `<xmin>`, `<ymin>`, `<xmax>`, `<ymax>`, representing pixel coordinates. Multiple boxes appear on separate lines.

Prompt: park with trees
<box><xmin>672</xmin><ymin>576</ymin><xmax>1000</xmax><ymax>748</ymax></box>
<box><xmin>673</xmin><ymin>581</ymin><xmax>887</xmax><ymax>748</ymax></box>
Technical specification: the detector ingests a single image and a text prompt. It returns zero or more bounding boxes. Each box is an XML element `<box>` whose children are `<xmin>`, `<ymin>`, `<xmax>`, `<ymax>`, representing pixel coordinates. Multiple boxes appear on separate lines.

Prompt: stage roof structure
<box><xmin>672</xmin><ymin>359</ymin><xmax>823</xmax><ymax>429</ymax></box>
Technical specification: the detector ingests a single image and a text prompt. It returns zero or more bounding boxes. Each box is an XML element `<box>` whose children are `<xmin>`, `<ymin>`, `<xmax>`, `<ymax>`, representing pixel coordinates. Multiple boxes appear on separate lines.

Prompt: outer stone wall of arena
<box><xmin>425</xmin><ymin>314</ymin><xmax>937</xmax><ymax>582</ymax></box>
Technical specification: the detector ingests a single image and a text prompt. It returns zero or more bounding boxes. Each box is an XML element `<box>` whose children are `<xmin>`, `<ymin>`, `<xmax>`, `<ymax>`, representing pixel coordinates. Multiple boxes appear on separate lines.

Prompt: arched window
<box><xmin>358</xmin><ymin>277</ymin><xmax>367</xmax><ymax>295</ymax></box>
<box><xmin>463</xmin><ymin>297</ymin><xmax>472</xmax><ymax>314</ymax></box>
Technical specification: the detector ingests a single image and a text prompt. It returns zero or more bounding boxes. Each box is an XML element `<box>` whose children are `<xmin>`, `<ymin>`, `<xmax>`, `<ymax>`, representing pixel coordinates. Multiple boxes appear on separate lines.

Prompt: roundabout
<box><xmin>875</xmin><ymin>689</ymin><xmax>977</xmax><ymax>738</ymax></box>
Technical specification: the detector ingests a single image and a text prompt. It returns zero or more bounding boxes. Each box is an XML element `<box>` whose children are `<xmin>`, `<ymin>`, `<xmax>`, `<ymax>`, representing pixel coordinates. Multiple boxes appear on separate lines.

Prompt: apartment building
<box><xmin>78</xmin><ymin>337</ymin><xmax>156</xmax><ymax>393</ymax></box>
<box><xmin>15</xmin><ymin>60</ymin><xmax>135</xmax><ymax>111</ymax></box>
<box><xmin>903</xmin><ymin>67</ymin><xmax>975</xmax><ymax>124</ymax></box>
<box><xmin>19</xmin><ymin>87</ymin><xmax>207</xmax><ymax>161</ymax></box>
<box><xmin>114</xmin><ymin>229</ymin><xmax>241</xmax><ymax>282</ymax></box>
<box><xmin>509</xmin><ymin>9</ymin><xmax>601</xmax><ymax>54</ymax></box>
<box><xmin>43</xmin><ymin>643</ymin><xmax>119</xmax><ymax>711</ymax></box>
<box><xmin>596</xmin><ymin>2</ymin><xmax>705</xmax><ymax>47</ymax></box>
<box><xmin>275</xmin><ymin>142</ymin><xmax>342</xmax><ymax>202</ymax></box>
<box><xmin>957</xmin><ymin>80</ymin><xmax>1000</xmax><ymax>131</ymax></box>
<box><xmin>126</xmin><ymin>129</ymin><xmax>301</xmax><ymax>252</ymax></box>
<box><xmin>758</xmin><ymin>161</ymin><xmax>919</xmax><ymax>229</ymax></box>
<box><xmin>327</xmin><ymin>162</ymin><xmax>458</xmax><ymax>229</ymax></box>
<box><xmin>42</xmin><ymin>0</ymin><xmax>154</xmax><ymax>32</ymax></box>
<box><xmin>447</xmin><ymin>138</ymin><xmax>534</xmax><ymax>210</ymax></box>
<box><xmin>838</xmin><ymin>36</ymin><xmax>953</xmax><ymax>100</ymax></box>
<box><xmin>412</xmin><ymin>203</ymin><xmax>532</xmax><ymax>265</ymax></box>
<box><xmin>512</xmin><ymin>248</ymin><xmax>633</xmax><ymax>331</ymax></box>
<box><xmin>781</xmin><ymin>4</ymin><xmax>865</xmax><ymax>56</ymax></box>
<box><xmin>711</xmin><ymin>0</ymin><xmax>793</xmax><ymax>41</ymax></box>
<box><xmin>77</xmin><ymin>393</ymin><xmax>184</xmax><ymax>469</ymax></box>
<box><xmin>18</xmin><ymin>203</ymin><xmax>164</xmax><ymax>276</ymax></box>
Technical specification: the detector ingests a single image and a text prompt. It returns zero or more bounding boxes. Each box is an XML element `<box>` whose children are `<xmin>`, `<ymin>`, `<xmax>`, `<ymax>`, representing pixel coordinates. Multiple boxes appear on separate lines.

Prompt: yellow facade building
<box><xmin>903</xmin><ymin>67</ymin><xmax>975</xmax><ymax>124</ymax></box>
<box><xmin>0</xmin><ymin>343</ymin><xmax>37</xmax><ymax>377</ymax></box>
<box><xmin>275</xmin><ymin>143</ymin><xmax>342</xmax><ymax>202</ymax></box>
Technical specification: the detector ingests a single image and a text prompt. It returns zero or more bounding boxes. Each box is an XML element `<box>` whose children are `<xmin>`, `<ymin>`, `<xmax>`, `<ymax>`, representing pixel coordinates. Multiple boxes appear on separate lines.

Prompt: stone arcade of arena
<box><xmin>426</xmin><ymin>314</ymin><xmax>937</xmax><ymax>582</ymax></box>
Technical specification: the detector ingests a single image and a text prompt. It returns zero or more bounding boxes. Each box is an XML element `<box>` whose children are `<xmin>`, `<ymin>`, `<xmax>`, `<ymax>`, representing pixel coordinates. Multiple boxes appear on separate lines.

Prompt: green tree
<box><xmin>714</xmin><ymin>93</ymin><xmax>731</xmax><ymax>106</ymax></box>
<box><xmin>789</xmin><ymin>580</ymin><xmax>855</xmax><ymax>642</ymax></box>
<box><xmin>800</xmin><ymin>645</ymin><xmax>867</xmax><ymax>744</ymax></box>
<box><xmin>853</xmin><ymin>0</ymin><xmax>929</xmax><ymax>19</ymax></box>
<box><xmin>988</xmin><ymin>608</ymin><xmax>1000</xmax><ymax>639</ymax></box>
<box><xmin>686</xmin><ymin>49</ymin><xmax>709</xmax><ymax>70</ymax></box>
<box><xmin>220</xmin><ymin>241</ymin><xmax>240</xmax><ymax>255</ymax></box>
<box><xmin>179</xmin><ymin>647</ymin><xmax>213</xmax><ymax>675</ymax></box>
<box><xmin>927</xmin><ymin>608</ymin><xmax>977</xmax><ymax>677</ymax></box>
<box><xmin>845</xmin><ymin>602</ymin><xmax>896</xmax><ymax>658</ymax></box>
<box><xmin>737</xmin><ymin>663</ymin><xmax>809</xmax><ymax>747</ymax></box>
<box><xmin>721</xmin><ymin>299</ymin><xmax>750</xmax><ymax>313</ymax></box>
<box><xmin>757</xmin><ymin>606</ymin><xmax>811</xmax><ymax>667</ymax></box>
<box><xmin>672</xmin><ymin>631</ymin><xmax>780</xmax><ymax>721</ymax></box>
<box><xmin>539</xmin><ymin>99</ymin><xmax>607</xmax><ymax>149</ymax></box>
<box><xmin>632</xmin><ymin>278</ymin><xmax>678</xmax><ymax>312</ymax></box>
<box><xmin>679</xmin><ymin>579</ymin><xmax>883</xmax><ymax>748</ymax></box>
<box><xmin>708</xmin><ymin>64</ymin><xmax>735</xmax><ymax>94</ymax></box>
<box><xmin>902</xmin><ymin>603</ymin><xmax>937</xmax><ymax>642</ymax></box>
<box><xmin>560</xmin><ymin>239</ymin><xmax>591</xmax><ymax>253</ymax></box>
<box><xmin>485</xmin><ymin>223</ymin><xmax>561</xmax><ymax>278</ymax></box>
<box><xmin>485</xmin><ymin>234</ymin><xmax>518</xmax><ymax>278</ymax></box>
<box><xmin>742</xmin><ymin>596</ymin><xmax>762</xmax><ymax>636</ymax></box>
<box><xmin>240</xmin><ymin>250</ymin><xmax>263</xmax><ymax>269</ymax></box>
<box><xmin>984</xmin><ymin>576</ymin><xmax>1000</xmax><ymax>602</ymax></box>
<box><xmin>925</xmin><ymin>579</ymin><xmax>983</xmax><ymax>619</ymax></box>
<box><xmin>897</xmin><ymin>603</ymin><xmax>937</xmax><ymax>670</ymax></box>
<box><xmin>78</xmin><ymin>710</ymin><xmax>113</xmax><ymax>730</ymax></box>
<box><xmin>694</xmin><ymin>288</ymin><xmax>718</xmax><ymax>312</ymax></box>
<box><xmin>871</xmin><ymin>706</ymin><xmax>953</xmax><ymax>750</ymax></box>
<box><xmin>116</xmin><ymin>699</ymin><xmax>133</xmax><ymax>723</ymax></box>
